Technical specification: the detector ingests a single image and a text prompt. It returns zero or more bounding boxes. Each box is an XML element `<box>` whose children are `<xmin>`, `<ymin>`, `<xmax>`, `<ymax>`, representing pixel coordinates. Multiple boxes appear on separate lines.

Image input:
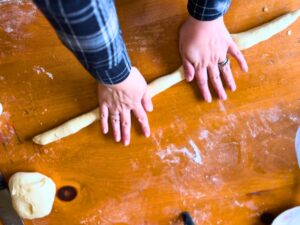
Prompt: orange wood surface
<box><xmin>0</xmin><ymin>0</ymin><xmax>300</xmax><ymax>224</ymax></box>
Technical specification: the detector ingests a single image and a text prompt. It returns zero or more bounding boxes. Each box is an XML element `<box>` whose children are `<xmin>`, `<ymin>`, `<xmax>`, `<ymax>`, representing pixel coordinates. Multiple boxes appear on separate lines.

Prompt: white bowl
<box><xmin>272</xmin><ymin>206</ymin><xmax>300</xmax><ymax>225</ymax></box>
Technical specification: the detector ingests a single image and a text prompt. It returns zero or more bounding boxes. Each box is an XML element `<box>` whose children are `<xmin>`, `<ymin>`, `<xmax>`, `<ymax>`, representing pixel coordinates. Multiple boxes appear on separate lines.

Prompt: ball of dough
<box><xmin>8</xmin><ymin>172</ymin><xmax>56</xmax><ymax>219</ymax></box>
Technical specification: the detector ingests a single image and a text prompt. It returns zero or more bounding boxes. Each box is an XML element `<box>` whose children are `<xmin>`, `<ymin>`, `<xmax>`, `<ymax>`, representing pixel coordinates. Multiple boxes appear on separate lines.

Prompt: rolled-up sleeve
<box><xmin>188</xmin><ymin>0</ymin><xmax>231</xmax><ymax>21</ymax></box>
<box><xmin>33</xmin><ymin>0</ymin><xmax>131</xmax><ymax>85</ymax></box>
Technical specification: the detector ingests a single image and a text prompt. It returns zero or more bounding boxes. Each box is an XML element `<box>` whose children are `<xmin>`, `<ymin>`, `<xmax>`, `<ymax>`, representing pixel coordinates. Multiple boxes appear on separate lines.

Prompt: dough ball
<box><xmin>8</xmin><ymin>172</ymin><xmax>56</xmax><ymax>219</ymax></box>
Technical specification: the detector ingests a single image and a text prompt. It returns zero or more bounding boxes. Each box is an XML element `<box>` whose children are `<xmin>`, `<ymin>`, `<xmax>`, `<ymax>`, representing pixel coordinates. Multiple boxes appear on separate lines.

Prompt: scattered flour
<box><xmin>188</xmin><ymin>140</ymin><xmax>202</xmax><ymax>164</ymax></box>
<box><xmin>289</xmin><ymin>114</ymin><xmax>298</xmax><ymax>122</ymax></box>
<box><xmin>199</xmin><ymin>129</ymin><xmax>209</xmax><ymax>140</ymax></box>
<box><xmin>260</xmin><ymin>106</ymin><xmax>281</xmax><ymax>122</ymax></box>
<box><xmin>33</xmin><ymin>66</ymin><xmax>45</xmax><ymax>74</ymax></box>
<box><xmin>4</xmin><ymin>26</ymin><xmax>13</xmax><ymax>33</ymax></box>
<box><xmin>234</xmin><ymin>200</ymin><xmax>244</xmax><ymax>207</ymax></box>
<box><xmin>156</xmin><ymin>139</ymin><xmax>203</xmax><ymax>165</ymax></box>
<box><xmin>33</xmin><ymin>66</ymin><xmax>54</xmax><ymax>80</ymax></box>
<box><xmin>234</xmin><ymin>200</ymin><xmax>258</xmax><ymax>211</ymax></box>
<box><xmin>218</xmin><ymin>100</ymin><xmax>226</xmax><ymax>112</ymax></box>
<box><xmin>45</xmin><ymin>72</ymin><xmax>54</xmax><ymax>80</ymax></box>
<box><xmin>0</xmin><ymin>1</ymin><xmax>37</xmax><ymax>40</ymax></box>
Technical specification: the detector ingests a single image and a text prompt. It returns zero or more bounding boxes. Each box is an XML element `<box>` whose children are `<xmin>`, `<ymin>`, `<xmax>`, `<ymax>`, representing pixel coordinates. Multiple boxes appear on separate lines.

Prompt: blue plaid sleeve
<box><xmin>188</xmin><ymin>0</ymin><xmax>231</xmax><ymax>21</ymax></box>
<box><xmin>33</xmin><ymin>0</ymin><xmax>131</xmax><ymax>85</ymax></box>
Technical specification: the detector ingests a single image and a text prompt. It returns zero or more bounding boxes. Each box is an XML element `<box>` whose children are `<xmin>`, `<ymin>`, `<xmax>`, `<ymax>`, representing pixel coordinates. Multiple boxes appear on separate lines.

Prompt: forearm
<box><xmin>187</xmin><ymin>0</ymin><xmax>231</xmax><ymax>21</ymax></box>
<box><xmin>33</xmin><ymin>0</ymin><xmax>131</xmax><ymax>85</ymax></box>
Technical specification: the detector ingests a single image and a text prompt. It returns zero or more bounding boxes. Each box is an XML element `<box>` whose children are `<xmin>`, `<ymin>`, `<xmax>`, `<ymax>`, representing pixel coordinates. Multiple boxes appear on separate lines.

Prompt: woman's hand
<box><xmin>98</xmin><ymin>67</ymin><xmax>153</xmax><ymax>146</ymax></box>
<box><xmin>179</xmin><ymin>16</ymin><xmax>248</xmax><ymax>102</ymax></box>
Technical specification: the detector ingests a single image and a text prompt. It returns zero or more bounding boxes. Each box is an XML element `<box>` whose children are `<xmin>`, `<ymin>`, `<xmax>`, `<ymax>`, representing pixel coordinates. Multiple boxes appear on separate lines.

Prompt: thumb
<box><xmin>142</xmin><ymin>90</ymin><xmax>153</xmax><ymax>112</ymax></box>
<box><xmin>182</xmin><ymin>58</ymin><xmax>195</xmax><ymax>82</ymax></box>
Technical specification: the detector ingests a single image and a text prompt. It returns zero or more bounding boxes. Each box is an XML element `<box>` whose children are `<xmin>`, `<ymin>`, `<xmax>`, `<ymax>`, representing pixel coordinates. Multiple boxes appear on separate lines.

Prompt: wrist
<box><xmin>186</xmin><ymin>15</ymin><xmax>224</xmax><ymax>27</ymax></box>
<box><xmin>102</xmin><ymin>66</ymin><xmax>142</xmax><ymax>90</ymax></box>
<box><xmin>101</xmin><ymin>66</ymin><xmax>132</xmax><ymax>89</ymax></box>
<box><xmin>187</xmin><ymin>0</ymin><xmax>231</xmax><ymax>21</ymax></box>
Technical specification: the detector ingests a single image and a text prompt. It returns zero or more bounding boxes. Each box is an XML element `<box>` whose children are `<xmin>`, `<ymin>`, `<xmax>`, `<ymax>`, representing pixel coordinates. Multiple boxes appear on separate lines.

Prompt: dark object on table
<box><xmin>181</xmin><ymin>211</ymin><xmax>195</xmax><ymax>225</ymax></box>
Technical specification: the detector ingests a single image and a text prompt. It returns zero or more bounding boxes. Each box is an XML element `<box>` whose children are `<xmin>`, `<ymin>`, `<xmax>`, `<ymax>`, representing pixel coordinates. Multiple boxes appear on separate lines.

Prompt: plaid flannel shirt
<box><xmin>34</xmin><ymin>0</ymin><xmax>231</xmax><ymax>85</ymax></box>
<box><xmin>188</xmin><ymin>0</ymin><xmax>231</xmax><ymax>21</ymax></box>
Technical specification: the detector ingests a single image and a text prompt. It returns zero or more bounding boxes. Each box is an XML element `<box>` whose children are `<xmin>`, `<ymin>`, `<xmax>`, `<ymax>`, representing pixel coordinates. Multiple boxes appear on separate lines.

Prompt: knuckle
<box><xmin>111</xmin><ymin>117</ymin><xmax>119</xmax><ymax>123</ymax></box>
<box><xmin>142</xmin><ymin>124</ymin><xmax>149</xmax><ymax>130</ymax></box>
<box><xmin>121</xmin><ymin>121</ymin><xmax>129</xmax><ymax>127</ymax></box>
<box><xmin>211</xmin><ymin>55</ymin><xmax>219</xmax><ymax>63</ymax></box>
<box><xmin>199</xmin><ymin>59</ymin><xmax>207</xmax><ymax>68</ymax></box>
<box><xmin>199</xmin><ymin>78</ymin><xmax>207</xmax><ymax>86</ymax></box>
<box><xmin>212</xmin><ymin>75</ymin><xmax>220</xmax><ymax>81</ymax></box>
<box><xmin>234</xmin><ymin>50</ymin><xmax>241</xmax><ymax>56</ymax></box>
<box><xmin>138</xmin><ymin>117</ymin><xmax>146</xmax><ymax>123</ymax></box>
<box><xmin>123</xmin><ymin>134</ymin><xmax>129</xmax><ymax>140</ymax></box>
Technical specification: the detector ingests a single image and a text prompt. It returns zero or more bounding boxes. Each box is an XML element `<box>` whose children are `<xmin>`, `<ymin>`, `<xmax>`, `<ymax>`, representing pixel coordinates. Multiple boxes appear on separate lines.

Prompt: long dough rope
<box><xmin>33</xmin><ymin>9</ymin><xmax>300</xmax><ymax>145</ymax></box>
<box><xmin>231</xmin><ymin>9</ymin><xmax>300</xmax><ymax>50</ymax></box>
<box><xmin>32</xmin><ymin>67</ymin><xmax>186</xmax><ymax>145</ymax></box>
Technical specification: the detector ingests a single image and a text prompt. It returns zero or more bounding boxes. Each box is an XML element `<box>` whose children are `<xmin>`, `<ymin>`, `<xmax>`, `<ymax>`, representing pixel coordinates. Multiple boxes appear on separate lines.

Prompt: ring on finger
<box><xmin>218</xmin><ymin>58</ymin><xmax>230</xmax><ymax>69</ymax></box>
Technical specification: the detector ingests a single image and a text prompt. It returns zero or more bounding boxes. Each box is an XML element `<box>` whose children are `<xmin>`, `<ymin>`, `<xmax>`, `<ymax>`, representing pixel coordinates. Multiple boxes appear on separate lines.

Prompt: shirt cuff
<box><xmin>187</xmin><ymin>0</ymin><xmax>231</xmax><ymax>21</ymax></box>
<box><xmin>89</xmin><ymin>49</ymin><xmax>132</xmax><ymax>85</ymax></box>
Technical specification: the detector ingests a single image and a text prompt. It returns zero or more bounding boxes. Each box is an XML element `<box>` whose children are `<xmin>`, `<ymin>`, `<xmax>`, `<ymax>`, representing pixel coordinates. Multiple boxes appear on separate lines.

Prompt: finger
<box><xmin>219</xmin><ymin>58</ymin><xmax>236</xmax><ymax>91</ymax></box>
<box><xmin>100</xmin><ymin>104</ymin><xmax>109</xmax><ymax>134</ymax></box>
<box><xmin>110</xmin><ymin>112</ymin><xmax>121</xmax><ymax>142</ymax></box>
<box><xmin>133</xmin><ymin>105</ymin><xmax>150</xmax><ymax>137</ymax></box>
<box><xmin>120</xmin><ymin>109</ymin><xmax>131</xmax><ymax>146</ymax></box>
<box><xmin>228</xmin><ymin>42</ymin><xmax>248</xmax><ymax>72</ymax></box>
<box><xmin>208</xmin><ymin>65</ymin><xmax>227</xmax><ymax>100</ymax></box>
<box><xmin>142</xmin><ymin>90</ymin><xmax>153</xmax><ymax>112</ymax></box>
<box><xmin>195</xmin><ymin>65</ymin><xmax>212</xmax><ymax>102</ymax></box>
<box><xmin>182</xmin><ymin>58</ymin><xmax>195</xmax><ymax>82</ymax></box>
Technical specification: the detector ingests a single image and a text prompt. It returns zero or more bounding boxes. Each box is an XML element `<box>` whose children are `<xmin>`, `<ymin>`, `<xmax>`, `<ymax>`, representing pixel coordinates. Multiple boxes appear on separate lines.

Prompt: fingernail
<box><xmin>206</xmin><ymin>97</ymin><xmax>212</xmax><ymax>103</ymax></box>
<box><xmin>231</xmin><ymin>85</ymin><xmax>236</xmax><ymax>91</ymax></box>
<box><xmin>244</xmin><ymin>65</ymin><xmax>249</xmax><ymax>72</ymax></box>
<box><xmin>124</xmin><ymin>139</ymin><xmax>130</xmax><ymax>146</ymax></box>
<box><xmin>145</xmin><ymin>130</ymin><xmax>150</xmax><ymax>138</ymax></box>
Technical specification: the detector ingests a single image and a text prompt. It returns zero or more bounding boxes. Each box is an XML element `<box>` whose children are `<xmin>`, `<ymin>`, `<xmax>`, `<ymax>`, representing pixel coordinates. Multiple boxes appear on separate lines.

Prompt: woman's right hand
<box><xmin>98</xmin><ymin>67</ymin><xmax>153</xmax><ymax>146</ymax></box>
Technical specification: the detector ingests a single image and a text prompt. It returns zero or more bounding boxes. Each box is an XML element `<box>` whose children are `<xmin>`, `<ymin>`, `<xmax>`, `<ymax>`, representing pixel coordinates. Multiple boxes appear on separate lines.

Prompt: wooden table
<box><xmin>0</xmin><ymin>0</ymin><xmax>300</xmax><ymax>224</ymax></box>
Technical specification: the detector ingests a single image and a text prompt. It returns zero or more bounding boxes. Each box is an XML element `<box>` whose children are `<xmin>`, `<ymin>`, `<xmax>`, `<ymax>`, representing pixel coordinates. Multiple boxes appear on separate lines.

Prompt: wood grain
<box><xmin>0</xmin><ymin>0</ymin><xmax>300</xmax><ymax>224</ymax></box>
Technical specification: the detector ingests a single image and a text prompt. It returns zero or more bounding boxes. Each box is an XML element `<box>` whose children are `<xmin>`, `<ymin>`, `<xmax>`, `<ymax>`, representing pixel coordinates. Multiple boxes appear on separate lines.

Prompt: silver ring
<box><xmin>218</xmin><ymin>58</ymin><xmax>230</xmax><ymax>68</ymax></box>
